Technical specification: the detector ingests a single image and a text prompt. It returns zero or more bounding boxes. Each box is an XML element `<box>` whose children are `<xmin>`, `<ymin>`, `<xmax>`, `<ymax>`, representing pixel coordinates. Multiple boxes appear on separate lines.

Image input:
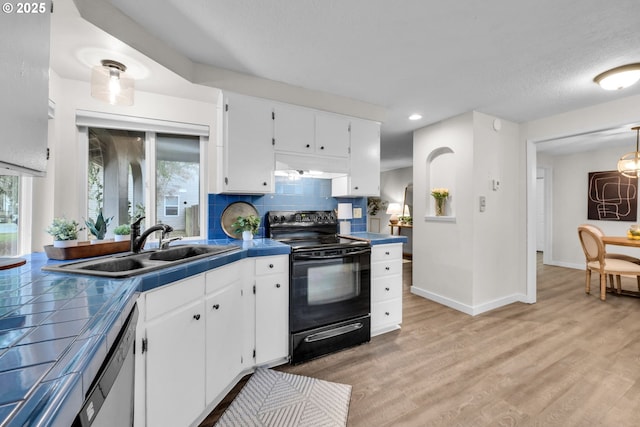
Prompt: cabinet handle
<box><xmin>276</xmin><ymin>283</ymin><xmax>281</xmax><ymax>288</ymax></box>
<box><xmin>385</xmin><ymin>287</ymin><xmax>390</xmax><ymax>291</ymax></box>
<box><xmin>385</xmin><ymin>312</ymin><xmax>390</xmax><ymax>316</ymax></box>
<box><xmin>385</xmin><ymin>251</ymin><xmax>390</xmax><ymax>255</ymax></box>
<box><xmin>262</xmin><ymin>181</ymin><xmax>267</xmax><ymax>186</ymax></box>
<box><xmin>269</xmin><ymin>263</ymin><xmax>274</xmax><ymax>268</ymax></box>
<box><xmin>354</xmin><ymin>186</ymin><xmax>359</xmax><ymax>190</ymax></box>
<box><xmin>193</xmin><ymin>314</ymin><xmax>201</xmax><ymax>320</ymax></box>
<box><xmin>320</xmin><ymin>146</ymin><xmax>325</xmax><ymax>150</ymax></box>
<box><xmin>385</xmin><ymin>266</ymin><xmax>390</xmax><ymax>271</ymax></box>
<box><xmin>306</xmin><ymin>144</ymin><xmax>310</xmax><ymax>148</ymax></box>
<box><xmin>212</xmin><ymin>304</ymin><xmax>220</xmax><ymax>310</ymax></box>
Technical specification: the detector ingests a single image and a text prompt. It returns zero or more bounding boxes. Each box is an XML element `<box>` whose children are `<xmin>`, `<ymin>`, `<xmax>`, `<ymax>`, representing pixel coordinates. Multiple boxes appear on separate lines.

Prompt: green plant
<box><xmin>232</xmin><ymin>215</ymin><xmax>261</xmax><ymax>235</ymax></box>
<box><xmin>113</xmin><ymin>224</ymin><xmax>131</xmax><ymax>235</ymax></box>
<box><xmin>84</xmin><ymin>210</ymin><xmax>113</xmax><ymax>240</ymax></box>
<box><xmin>367</xmin><ymin>197</ymin><xmax>388</xmax><ymax>216</ymax></box>
<box><xmin>399</xmin><ymin>216</ymin><xmax>413</xmax><ymax>225</ymax></box>
<box><xmin>46</xmin><ymin>217</ymin><xmax>83</xmax><ymax>241</ymax></box>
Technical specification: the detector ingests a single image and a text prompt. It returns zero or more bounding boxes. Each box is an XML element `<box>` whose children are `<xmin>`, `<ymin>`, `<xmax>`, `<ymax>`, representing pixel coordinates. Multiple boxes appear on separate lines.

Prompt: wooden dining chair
<box><xmin>577</xmin><ymin>225</ymin><xmax>640</xmax><ymax>300</ymax></box>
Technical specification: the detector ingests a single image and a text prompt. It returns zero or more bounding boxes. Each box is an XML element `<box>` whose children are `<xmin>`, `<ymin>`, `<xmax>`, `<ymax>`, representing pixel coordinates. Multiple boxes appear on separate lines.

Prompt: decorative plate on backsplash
<box><xmin>220</xmin><ymin>201</ymin><xmax>260</xmax><ymax>239</ymax></box>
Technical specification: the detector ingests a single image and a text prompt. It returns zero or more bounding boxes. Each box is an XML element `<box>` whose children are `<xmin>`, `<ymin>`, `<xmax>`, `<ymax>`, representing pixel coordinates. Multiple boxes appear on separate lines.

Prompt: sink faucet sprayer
<box><xmin>130</xmin><ymin>216</ymin><xmax>175</xmax><ymax>253</ymax></box>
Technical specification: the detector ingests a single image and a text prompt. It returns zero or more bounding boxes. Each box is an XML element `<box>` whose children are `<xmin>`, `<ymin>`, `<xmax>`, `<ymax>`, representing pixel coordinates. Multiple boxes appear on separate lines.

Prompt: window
<box><xmin>0</xmin><ymin>174</ymin><xmax>19</xmax><ymax>256</ymax></box>
<box><xmin>86</xmin><ymin>127</ymin><xmax>203</xmax><ymax>240</ymax></box>
<box><xmin>164</xmin><ymin>196</ymin><xmax>179</xmax><ymax>216</ymax></box>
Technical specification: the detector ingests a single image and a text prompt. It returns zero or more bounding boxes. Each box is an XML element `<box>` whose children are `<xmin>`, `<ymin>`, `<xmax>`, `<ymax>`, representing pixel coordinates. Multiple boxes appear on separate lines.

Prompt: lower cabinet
<box><xmin>143</xmin><ymin>275</ymin><xmax>207</xmax><ymax>427</ymax></box>
<box><xmin>134</xmin><ymin>255</ymin><xmax>289</xmax><ymax>427</ymax></box>
<box><xmin>371</xmin><ymin>243</ymin><xmax>403</xmax><ymax>336</ymax></box>
<box><xmin>254</xmin><ymin>255</ymin><xmax>289</xmax><ymax>365</ymax></box>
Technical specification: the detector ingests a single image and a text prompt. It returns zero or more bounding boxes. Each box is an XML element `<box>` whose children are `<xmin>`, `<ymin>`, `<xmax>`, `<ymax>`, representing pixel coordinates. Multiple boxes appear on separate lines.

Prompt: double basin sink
<box><xmin>42</xmin><ymin>244</ymin><xmax>240</xmax><ymax>278</ymax></box>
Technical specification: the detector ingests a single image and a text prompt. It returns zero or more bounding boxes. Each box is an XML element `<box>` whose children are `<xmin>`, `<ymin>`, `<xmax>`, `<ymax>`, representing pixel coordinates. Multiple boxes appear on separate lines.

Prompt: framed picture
<box><xmin>587</xmin><ymin>170</ymin><xmax>637</xmax><ymax>221</ymax></box>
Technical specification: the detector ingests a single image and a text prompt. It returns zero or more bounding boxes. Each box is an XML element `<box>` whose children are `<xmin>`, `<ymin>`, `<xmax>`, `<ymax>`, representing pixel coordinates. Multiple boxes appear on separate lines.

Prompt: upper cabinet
<box><xmin>216</xmin><ymin>91</ymin><xmax>380</xmax><ymax>195</ymax></box>
<box><xmin>314</xmin><ymin>113</ymin><xmax>350</xmax><ymax>158</ymax></box>
<box><xmin>218</xmin><ymin>92</ymin><xmax>275</xmax><ymax>194</ymax></box>
<box><xmin>0</xmin><ymin>3</ymin><xmax>51</xmax><ymax>175</ymax></box>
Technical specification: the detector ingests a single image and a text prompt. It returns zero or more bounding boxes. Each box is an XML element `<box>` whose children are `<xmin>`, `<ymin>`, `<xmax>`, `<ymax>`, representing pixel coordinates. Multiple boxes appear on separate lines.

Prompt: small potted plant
<box><xmin>113</xmin><ymin>224</ymin><xmax>131</xmax><ymax>241</ymax></box>
<box><xmin>85</xmin><ymin>210</ymin><xmax>113</xmax><ymax>243</ymax></box>
<box><xmin>231</xmin><ymin>215</ymin><xmax>261</xmax><ymax>241</ymax></box>
<box><xmin>46</xmin><ymin>217</ymin><xmax>83</xmax><ymax>248</ymax></box>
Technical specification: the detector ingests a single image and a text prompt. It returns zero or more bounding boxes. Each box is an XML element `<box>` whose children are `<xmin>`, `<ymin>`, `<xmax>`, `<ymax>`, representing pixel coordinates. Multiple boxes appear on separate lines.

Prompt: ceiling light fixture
<box><xmin>617</xmin><ymin>126</ymin><xmax>640</xmax><ymax>178</ymax></box>
<box><xmin>408</xmin><ymin>114</ymin><xmax>422</xmax><ymax>121</ymax></box>
<box><xmin>594</xmin><ymin>63</ymin><xmax>640</xmax><ymax>90</ymax></box>
<box><xmin>91</xmin><ymin>59</ymin><xmax>135</xmax><ymax>106</ymax></box>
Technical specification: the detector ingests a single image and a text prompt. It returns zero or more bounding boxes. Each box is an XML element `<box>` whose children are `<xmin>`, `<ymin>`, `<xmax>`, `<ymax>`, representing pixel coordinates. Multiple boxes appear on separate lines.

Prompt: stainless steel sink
<box><xmin>42</xmin><ymin>244</ymin><xmax>240</xmax><ymax>277</ymax></box>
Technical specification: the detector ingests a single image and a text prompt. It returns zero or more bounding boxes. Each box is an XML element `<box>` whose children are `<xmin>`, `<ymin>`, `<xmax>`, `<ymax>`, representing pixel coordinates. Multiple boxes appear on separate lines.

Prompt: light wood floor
<box><xmin>201</xmin><ymin>256</ymin><xmax>640</xmax><ymax>426</ymax></box>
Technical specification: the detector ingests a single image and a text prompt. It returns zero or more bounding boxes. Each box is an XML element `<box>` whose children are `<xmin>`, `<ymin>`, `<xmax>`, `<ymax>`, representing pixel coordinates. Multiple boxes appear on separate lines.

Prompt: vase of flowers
<box><xmin>431</xmin><ymin>188</ymin><xmax>449</xmax><ymax>216</ymax></box>
<box><xmin>46</xmin><ymin>217</ymin><xmax>83</xmax><ymax>248</ymax></box>
<box><xmin>231</xmin><ymin>215</ymin><xmax>261</xmax><ymax>240</ymax></box>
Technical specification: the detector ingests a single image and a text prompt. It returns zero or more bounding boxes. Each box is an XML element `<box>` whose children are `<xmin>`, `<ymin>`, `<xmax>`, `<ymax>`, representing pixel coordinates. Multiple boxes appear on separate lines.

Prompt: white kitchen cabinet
<box><xmin>219</xmin><ymin>92</ymin><xmax>274</xmax><ymax>193</ymax></box>
<box><xmin>315</xmin><ymin>113</ymin><xmax>351</xmax><ymax>158</ymax></box>
<box><xmin>254</xmin><ymin>255</ymin><xmax>289</xmax><ymax>365</ymax></box>
<box><xmin>332</xmin><ymin>118</ymin><xmax>381</xmax><ymax>197</ymax></box>
<box><xmin>273</xmin><ymin>103</ymin><xmax>316</xmax><ymax>154</ymax></box>
<box><xmin>143</xmin><ymin>274</ymin><xmax>206</xmax><ymax>427</ymax></box>
<box><xmin>370</xmin><ymin>243</ymin><xmax>403</xmax><ymax>336</ymax></box>
<box><xmin>0</xmin><ymin>4</ymin><xmax>50</xmax><ymax>175</ymax></box>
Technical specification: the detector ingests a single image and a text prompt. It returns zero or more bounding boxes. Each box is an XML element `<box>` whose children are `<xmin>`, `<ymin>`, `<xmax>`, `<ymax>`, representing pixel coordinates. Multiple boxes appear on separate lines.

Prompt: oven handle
<box><xmin>293</xmin><ymin>249</ymin><xmax>371</xmax><ymax>260</ymax></box>
<box><xmin>303</xmin><ymin>322</ymin><xmax>364</xmax><ymax>343</ymax></box>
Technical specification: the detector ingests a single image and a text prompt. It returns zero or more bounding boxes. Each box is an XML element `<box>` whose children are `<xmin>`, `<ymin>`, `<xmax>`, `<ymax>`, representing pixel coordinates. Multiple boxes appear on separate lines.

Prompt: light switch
<box><xmin>479</xmin><ymin>196</ymin><xmax>486</xmax><ymax>212</ymax></box>
<box><xmin>492</xmin><ymin>179</ymin><xmax>500</xmax><ymax>191</ymax></box>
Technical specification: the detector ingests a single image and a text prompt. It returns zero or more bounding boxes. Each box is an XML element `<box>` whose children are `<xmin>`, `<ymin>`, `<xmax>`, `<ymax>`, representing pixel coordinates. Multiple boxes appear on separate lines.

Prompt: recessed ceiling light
<box><xmin>408</xmin><ymin>114</ymin><xmax>422</xmax><ymax>121</ymax></box>
<box><xmin>594</xmin><ymin>63</ymin><xmax>640</xmax><ymax>90</ymax></box>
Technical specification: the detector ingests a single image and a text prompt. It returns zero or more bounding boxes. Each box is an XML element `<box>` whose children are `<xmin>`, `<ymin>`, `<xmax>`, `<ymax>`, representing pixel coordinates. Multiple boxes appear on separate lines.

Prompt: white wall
<box><xmin>412</xmin><ymin>112</ymin><xmax>524</xmax><ymax>314</ymax></box>
<box><xmin>33</xmin><ymin>71</ymin><xmax>217</xmax><ymax>250</ymax></box>
<box><xmin>538</xmin><ymin>145</ymin><xmax>640</xmax><ymax>269</ymax></box>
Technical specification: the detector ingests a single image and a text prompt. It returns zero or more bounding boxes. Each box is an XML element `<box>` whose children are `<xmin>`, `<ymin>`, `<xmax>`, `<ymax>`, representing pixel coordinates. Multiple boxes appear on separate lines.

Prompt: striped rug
<box><xmin>215</xmin><ymin>368</ymin><xmax>352</xmax><ymax>427</ymax></box>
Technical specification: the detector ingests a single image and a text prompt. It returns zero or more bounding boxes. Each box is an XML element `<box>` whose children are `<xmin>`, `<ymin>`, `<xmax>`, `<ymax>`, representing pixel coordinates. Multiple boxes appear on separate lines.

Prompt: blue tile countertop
<box><xmin>0</xmin><ymin>238</ymin><xmax>289</xmax><ymax>427</ymax></box>
<box><xmin>344</xmin><ymin>232</ymin><xmax>408</xmax><ymax>245</ymax></box>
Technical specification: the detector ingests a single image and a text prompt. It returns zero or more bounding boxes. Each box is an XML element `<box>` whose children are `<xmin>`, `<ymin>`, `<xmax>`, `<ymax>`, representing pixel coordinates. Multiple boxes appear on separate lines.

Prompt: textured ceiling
<box><xmin>57</xmin><ymin>0</ymin><xmax>640</xmax><ymax>170</ymax></box>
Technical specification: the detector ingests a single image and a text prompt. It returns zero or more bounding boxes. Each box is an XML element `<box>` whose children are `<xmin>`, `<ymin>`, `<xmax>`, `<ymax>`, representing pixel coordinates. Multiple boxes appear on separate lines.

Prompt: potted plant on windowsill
<box><xmin>231</xmin><ymin>215</ymin><xmax>261</xmax><ymax>241</ymax></box>
<box><xmin>113</xmin><ymin>224</ymin><xmax>131</xmax><ymax>241</ymax></box>
<box><xmin>85</xmin><ymin>210</ymin><xmax>113</xmax><ymax>243</ymax></box>
<box><xmin>46</xmin><ymin>217</ymin><xmax>83</xmax><ymax>248</ymax></box>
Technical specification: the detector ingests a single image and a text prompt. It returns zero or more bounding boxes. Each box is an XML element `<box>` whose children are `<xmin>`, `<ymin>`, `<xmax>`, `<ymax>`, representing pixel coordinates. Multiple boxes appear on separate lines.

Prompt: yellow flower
<box><xmin>431</xmin><ymin>188</ymin><xmax>449</xmax><ymax>199</ymax></box>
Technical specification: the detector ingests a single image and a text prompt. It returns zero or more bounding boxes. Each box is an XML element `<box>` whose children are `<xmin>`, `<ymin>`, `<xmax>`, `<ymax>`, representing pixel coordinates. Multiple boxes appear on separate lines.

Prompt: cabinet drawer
<box><xmin>205</xmin><ymin>260</ymin><xmax>243</xmax><ymax>294</ymax></box>
<box><xmin>371</xmin><ymin>244</ymin><xmax>403</xmax><ymax>262</ymax></box>
<box><xmin>145</xmin><ymin>274</ymin><xmax>205</xmax><ymax>321</ymax></box>
<box><xmin>255</xmin><ymin>256</ymin><xmax>288</xmax><ymax>276</ymax></box>
<box><xmin>371</xmin><ymin>259</ymin><xmax>402</xmax><ymax>278</ymax></box>
<box><xmin>371</xmin><ymin>276</ymin><xmax>402</xmax><ymax>303</ymax></box>
<box><xmin>372</xmin><ymin>299</ymin><xmax>402</xmax><ymax>328</ymax></box>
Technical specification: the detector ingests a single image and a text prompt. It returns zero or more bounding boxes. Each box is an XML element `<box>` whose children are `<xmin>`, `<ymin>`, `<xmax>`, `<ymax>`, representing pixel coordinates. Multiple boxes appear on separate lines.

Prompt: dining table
<box><xmin>601</xmin><ymin>235</ymin><xmax>640</xmax><ymax>297</ymax></box>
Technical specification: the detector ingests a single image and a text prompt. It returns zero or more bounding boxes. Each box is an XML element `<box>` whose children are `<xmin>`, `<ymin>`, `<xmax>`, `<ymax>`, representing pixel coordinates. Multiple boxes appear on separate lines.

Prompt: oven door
<box><xmin>290</xmin><ymin>247</ymin><xmax>370</xmax><ymax>333</ymax></box>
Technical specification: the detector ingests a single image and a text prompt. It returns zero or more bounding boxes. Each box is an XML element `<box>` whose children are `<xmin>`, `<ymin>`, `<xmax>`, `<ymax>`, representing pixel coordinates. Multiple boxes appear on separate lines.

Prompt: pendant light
<box><xmin>617</xmin><ymin>127</ymin><xmax>640</xmax><ymax>178</ymax></box>
<box><xmin>91</xmin><ymin>59</ymin><xmax>134</xmax><ymax>106</ymax></box>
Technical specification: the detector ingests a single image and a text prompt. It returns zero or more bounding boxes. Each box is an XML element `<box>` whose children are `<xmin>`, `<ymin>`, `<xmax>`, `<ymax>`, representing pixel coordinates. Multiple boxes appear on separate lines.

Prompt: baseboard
<box><xmin>410</xmin><ymin>286</ymin><xmax>529</xmax><ymax>316</ymax></box>
<box><xmin>546</xmin><ymin>260</ymin><xmax>582</xmax><ymax>270</ymax></box>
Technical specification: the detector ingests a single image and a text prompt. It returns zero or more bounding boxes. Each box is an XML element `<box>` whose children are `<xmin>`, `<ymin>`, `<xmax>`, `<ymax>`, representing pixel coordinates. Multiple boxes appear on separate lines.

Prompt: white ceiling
<box><xmin>51</xmin><ymin>0</ymin><xmax>640</xmax><ymax>170</ymax></box>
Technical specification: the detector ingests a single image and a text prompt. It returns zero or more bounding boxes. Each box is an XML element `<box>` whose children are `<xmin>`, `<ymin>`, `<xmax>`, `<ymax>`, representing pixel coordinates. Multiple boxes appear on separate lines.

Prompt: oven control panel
<box><xmin>268</xmin><ymin>210</ymin><xmax>337</xmax><ymax>226</ymax></box>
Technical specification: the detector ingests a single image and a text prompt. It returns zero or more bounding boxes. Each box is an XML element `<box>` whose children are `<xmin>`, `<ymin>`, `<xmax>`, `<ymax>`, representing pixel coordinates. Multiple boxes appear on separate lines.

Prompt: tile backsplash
<box><xmin>208</xmin><ymin>176</ymin><xmax>367</xmax><ymax>239</ymax></box>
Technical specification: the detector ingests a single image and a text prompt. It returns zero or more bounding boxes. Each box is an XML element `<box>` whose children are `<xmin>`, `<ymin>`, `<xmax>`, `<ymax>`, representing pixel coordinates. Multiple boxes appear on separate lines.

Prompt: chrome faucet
<box><xmin>130</xmin><ymin>216</ymin><xmax>174</xmax><ymax>253</ymax></box>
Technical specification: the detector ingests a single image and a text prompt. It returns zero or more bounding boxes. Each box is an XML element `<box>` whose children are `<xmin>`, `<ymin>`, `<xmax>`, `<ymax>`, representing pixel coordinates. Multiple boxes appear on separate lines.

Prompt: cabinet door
<box><xmin>273</xmin><ymin>104</ymin><xmax>315</xmax><ymax>154</ymax></box>
<box><xmin>223</xmin><ymin>93</ymin><xmax>274</xmax><ymax>193</ymax></box>
<box><xmin>205</xmin><ymin>283</ymin><xmax>243</xmax><ymax>403</ymax></box>
<box><xmin>349</xmin><ymin>119</ymin><xmax>381</xmax><ymax>196</ymax></box>
<box><xmin>315</xmin><ymin>113</ymin><xmax>350</xmax><ymax>157</ymax></box>
<box><xmin>255</xmin><ymin>274</ymin><xmax>289</xmax><ymax>364</ymax></box>
<box><xmin>145</xmin><ymin>298</ymin><xmax>206</xmax><ymax>427</ymax></box>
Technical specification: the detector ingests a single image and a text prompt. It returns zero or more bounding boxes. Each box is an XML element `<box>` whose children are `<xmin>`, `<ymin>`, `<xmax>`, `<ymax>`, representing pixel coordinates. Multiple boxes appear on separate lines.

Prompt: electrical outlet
<box><xmin>353</xmin><ymin>208</ymin><xmax>362</xmax><ymax>219</ymax></box>
<box><xmin>479</xmin><ymin>196</ymin><xmax>486</xmax><ymax>212</ymax></box>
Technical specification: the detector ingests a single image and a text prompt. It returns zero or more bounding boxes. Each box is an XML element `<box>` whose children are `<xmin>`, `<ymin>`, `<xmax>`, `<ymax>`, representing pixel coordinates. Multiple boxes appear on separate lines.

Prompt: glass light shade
<box><xmin>91</xmin><ymin>61</ymin><xmax>134</xmax><ymax>106</ymax></box>
<box><xmin>594</xmin><ymin>64</ymin><xmax>640</xmax><ymax>90</ymax></box>
<box><xmin>617</xmin><ymin>154</ymin><xmax>640</xmax><ymax>178</ymax></box>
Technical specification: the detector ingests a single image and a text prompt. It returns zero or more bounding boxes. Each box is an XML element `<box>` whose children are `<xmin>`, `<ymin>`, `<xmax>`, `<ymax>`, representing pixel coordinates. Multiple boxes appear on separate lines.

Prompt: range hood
<box><xmin>275</xmin><ymin>153</ymin><xmax>349</xmax><ymax>179</ymax></box>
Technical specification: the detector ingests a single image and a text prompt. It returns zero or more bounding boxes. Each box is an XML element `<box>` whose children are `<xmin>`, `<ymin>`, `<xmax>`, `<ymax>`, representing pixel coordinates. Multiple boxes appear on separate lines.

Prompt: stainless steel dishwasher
<box><xmin>73</xmin><ymin>303</ymin><xmax>138</xmax><ymax>427</ymax></box>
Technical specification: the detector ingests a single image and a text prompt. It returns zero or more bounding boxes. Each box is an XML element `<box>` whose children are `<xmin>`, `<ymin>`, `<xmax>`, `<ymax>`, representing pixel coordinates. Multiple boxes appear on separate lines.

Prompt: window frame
<box><xmin>76</xmin><ymin>111</ymin><xmax>209</xmax><ymax>243</ymax></box>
